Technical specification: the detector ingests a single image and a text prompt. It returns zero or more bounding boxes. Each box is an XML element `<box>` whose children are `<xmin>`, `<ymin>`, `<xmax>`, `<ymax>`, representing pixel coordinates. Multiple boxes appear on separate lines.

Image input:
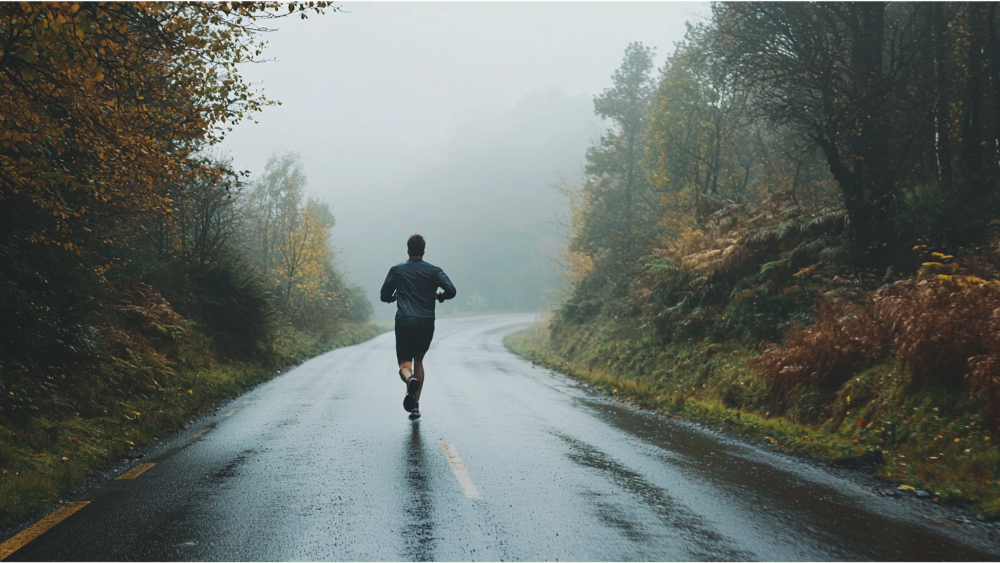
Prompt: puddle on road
<box><xmin>558</xmin><ymin>432</ymin><xmax>753</xmax><ymax>561</ymax></box>
<box><xmin>400</xmin><ymin>423</ymin><xmax>437</xmax><ymax>561</ymax></box>
<box><xmin>209</xmin><ymin>449</ymin><xmax>256</xmax><ymax>481</ymax></box>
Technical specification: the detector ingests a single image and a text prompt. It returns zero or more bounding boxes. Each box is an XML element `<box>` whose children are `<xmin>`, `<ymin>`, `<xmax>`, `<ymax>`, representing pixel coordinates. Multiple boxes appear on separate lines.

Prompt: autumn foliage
<box><xmin>0</xmin><ymin>2</ymin><xmax>330</xmax><ymax>250</ymax></box>
<box><xmin>877</xmin><ymin>277</ymin><xmax>1000</xmax><ymax>387</ymax></box>
<box><xmin>749</xmin><ymin>255</ymin><xmax>1000</xmax><ymax>430</ymax></box>
<box><xmin>750</xmin><ymin>302</ymin><xmax>887</xmax><ymax>414</ymax></box>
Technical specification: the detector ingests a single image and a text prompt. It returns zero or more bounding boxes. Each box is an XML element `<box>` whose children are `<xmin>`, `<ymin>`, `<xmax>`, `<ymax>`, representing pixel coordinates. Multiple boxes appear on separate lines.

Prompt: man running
<box><xmin>380</xmin><ymin>234</ymin><xmax>457</xmax><ymax>420</ymax></box>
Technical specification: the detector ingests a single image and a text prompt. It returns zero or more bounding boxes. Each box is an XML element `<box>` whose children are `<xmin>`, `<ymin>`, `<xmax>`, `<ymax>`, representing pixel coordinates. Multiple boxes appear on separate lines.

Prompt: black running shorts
<box><xmin>395</xmin><ymin>320</ymin><xmax>435</xmax><ymax>363</ymax></box>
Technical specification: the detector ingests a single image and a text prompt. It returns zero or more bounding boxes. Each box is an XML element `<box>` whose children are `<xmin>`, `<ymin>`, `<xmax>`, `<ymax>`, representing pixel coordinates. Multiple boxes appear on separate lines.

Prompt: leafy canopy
<box><xmin>0</xmin><ymin>2</ymin><xmax>332</xmax><ymax>250</ymax></box>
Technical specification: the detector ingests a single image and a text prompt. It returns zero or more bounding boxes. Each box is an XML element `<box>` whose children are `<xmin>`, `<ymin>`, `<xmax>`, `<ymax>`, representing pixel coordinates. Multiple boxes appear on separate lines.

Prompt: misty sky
<box><xmin>221</xmin><ymin>2</ymin><xmax>709</xmax><ymax>318</ymax></box>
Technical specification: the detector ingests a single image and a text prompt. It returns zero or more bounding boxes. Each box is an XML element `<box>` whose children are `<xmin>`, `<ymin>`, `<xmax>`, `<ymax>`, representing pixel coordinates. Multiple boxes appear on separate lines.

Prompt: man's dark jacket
<box><xmin>380</xmin><ymin>257</ymin><xmax>457</xmax><ymax>323</ymax></box>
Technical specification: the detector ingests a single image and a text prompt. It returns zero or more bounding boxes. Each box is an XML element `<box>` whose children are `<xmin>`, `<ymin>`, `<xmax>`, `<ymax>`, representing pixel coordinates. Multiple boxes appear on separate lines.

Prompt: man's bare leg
<box><xmin>413</xmin><ymin>352</ymin><xmax>425</xmax><ymax>403</ymax></box>
<box><xmin>399</xmin><ymin>362</ymin><xmax>412</xmax><ymax>383</ymax></box>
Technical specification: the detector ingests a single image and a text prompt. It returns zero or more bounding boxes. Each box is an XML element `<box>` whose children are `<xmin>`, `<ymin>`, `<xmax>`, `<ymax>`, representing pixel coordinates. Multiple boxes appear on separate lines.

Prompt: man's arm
<box><xmin>436</xmin><ymin>269</ymin><xmax>457</xmax><ymax>301</ymax></box>
<box><xmin>379</xmin><ymin>268</ymin><xmax>397</xmax><ymax>303</ymax></box>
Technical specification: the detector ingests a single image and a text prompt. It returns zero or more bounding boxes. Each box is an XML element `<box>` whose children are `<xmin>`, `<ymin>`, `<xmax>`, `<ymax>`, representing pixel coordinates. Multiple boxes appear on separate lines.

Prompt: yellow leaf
<box><xmin>897</xmin><ymin>485</ymin><xmax>915</xmax><ymax>491</ymax></box>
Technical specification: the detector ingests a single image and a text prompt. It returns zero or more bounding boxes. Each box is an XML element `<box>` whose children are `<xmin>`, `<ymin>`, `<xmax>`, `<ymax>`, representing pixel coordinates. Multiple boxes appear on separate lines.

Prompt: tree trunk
<box><xmin>848</xmin><ymin>2</ymin><xmax>893</xmax><ymax>272</ymax></box>
<box><xmin>990</xmin><ymin>3</ymin><xmax>1000</xmax><ymax>187</ymax></box>
<box><xmin>961</xmin><ymin>3</ymin><xmax>987</xmax><ymax>200</ymax></box>
<box><xmin>933</xmin><ymin>2</ymin><xmax>954</xmax><ymax>193</ymax></box>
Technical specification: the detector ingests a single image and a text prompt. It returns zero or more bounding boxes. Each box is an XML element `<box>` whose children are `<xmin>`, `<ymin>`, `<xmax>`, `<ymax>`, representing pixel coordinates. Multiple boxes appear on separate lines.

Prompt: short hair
<box><xmin>407</xmin><ymin>234</ymin><xmax>426</xmax><ymax>257</ymax></box>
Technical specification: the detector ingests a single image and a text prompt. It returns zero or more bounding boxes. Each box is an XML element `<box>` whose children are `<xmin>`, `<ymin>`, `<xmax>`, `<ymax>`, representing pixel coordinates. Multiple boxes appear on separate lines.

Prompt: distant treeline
<box><xmin>0</xmin><ymin>3</ymin><xmax>372</xmax><ymax>522</ymax></box>
<box><xmin>545</xmin><ymin>2</ymin><xmax>1000</xmax><ymax>511</ymax></box>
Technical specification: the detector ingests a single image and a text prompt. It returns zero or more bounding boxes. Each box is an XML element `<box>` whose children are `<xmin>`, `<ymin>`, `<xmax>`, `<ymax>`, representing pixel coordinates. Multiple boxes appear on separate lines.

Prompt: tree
<box><xmin>646</xmin><ymin>26</ymin><xmax>839</xmax><ymax>247</ymax></box>
<box><xmin>237</xmin><ymin>152</ymin><xmax>357</xmax><ymax>333</ymax></box>
<box><xmin>239</xmin><ymin>152</ymin><xmax>309</xmax><ymax>281</ymax></box>
<box><xmin>713</xmin><ymin>3</ymin><xmax>1000</xmax><ymax>263</ymax></box>
<box><xmin>647</xmin><ymin>30</ymin><xmax>737</xmax><ymax>202</ymax></box>
<box><xmin>925</xmin><ymin>4</ymin><xmax>1000</xmax><ymax>214</ymax></box>
<box><xmin>275</xmin><ymin>197</ymin><xmax>335</xmax><ymax>303</ymax></box>
<box><xmin>645</xmin><ymin>28</ymin><xmax>749</xmax><ymax>239</ymax></box>
<box><xmin>0</xmin><ymin>2</ymin><xmax>332</xmax><ymax>253</ymax></box>
<box><xmin>574</xmin><ymin>42</ymin><xmax>661</xmax><ymax>284</ymax></box>
<box><xmin>712</xmin><ymin>2</ymin><xmax>912</xmax><ymax>271</ymax></box>
<box><xmin>137</xmin><ymin>158</ymin><xmax>242</xmax><ymax>267</ymax></box>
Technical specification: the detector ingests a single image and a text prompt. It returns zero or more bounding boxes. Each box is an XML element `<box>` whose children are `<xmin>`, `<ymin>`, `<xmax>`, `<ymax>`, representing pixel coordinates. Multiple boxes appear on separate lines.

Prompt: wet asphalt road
<box><xmin>7</xmin><ymin>313</ymin><xmax>1000</xmax><ymax>561</ymax></box>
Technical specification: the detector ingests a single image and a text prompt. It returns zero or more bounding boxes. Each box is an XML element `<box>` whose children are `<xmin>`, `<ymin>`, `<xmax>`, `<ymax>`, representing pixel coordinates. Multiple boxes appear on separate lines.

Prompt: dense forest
<box><xmin>0</xmin><ymin>3</ymin><xmax>372</xmax><ymax>524</ymax></box>
<box><xmin>512</xmin><ymin>2</ymin><xmax>1000</xmax><ymax>514</ymax></box>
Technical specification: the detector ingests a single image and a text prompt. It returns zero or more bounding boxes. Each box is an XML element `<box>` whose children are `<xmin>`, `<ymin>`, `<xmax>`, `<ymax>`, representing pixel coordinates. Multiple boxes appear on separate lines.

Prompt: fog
<box><xmin>221</xmin><ymin>2</ymin><xmax>708</xmax><ymax>318</ymax></box>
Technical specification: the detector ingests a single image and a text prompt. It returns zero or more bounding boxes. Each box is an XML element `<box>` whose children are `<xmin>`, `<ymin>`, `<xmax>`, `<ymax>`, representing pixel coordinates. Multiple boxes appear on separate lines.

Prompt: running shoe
<box><xmin>403</xmin><ymin>377</ymin><xmax>420</xmax><ymax>412</ymax></box>
<box><xmin>409</xmin><ymin>406</ymin><xmax>421</xmax><ymax>420</ymax></box>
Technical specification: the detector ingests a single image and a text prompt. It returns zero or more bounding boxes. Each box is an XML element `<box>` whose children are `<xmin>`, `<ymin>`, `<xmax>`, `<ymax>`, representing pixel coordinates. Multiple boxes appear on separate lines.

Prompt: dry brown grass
<box><xmin>876</xmin><ymin>278</ymin><xmax>1000</xmax><ymax>387</ymax></box>
<box><xmin>751</xmin><ymin>253</ymin><xmax>1000</xmax><ymax>426</ymax></box>
<box><xmin>964</xmin><ymin>306</ymin><xmax>1000</xmax><ymax>432</ymax></box>
<box><xmin>750</xmin><ymin>301</ymin><xmax>888</xmax><ymax>416</ymax></box>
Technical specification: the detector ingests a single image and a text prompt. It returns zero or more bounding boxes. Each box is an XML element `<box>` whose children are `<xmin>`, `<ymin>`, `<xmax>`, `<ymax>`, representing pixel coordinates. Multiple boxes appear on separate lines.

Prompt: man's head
<box><xmin>407</xmin><ymin>234</ymin><xmax>426</xmax><ymax>258</ymax></box>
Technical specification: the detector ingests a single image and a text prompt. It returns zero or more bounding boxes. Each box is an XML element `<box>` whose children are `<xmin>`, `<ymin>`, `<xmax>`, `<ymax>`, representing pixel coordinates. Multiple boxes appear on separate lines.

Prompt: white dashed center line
<box><xmin>440</xmin><ymin>443</ymin><xmax>482</xmax><ymax>499</ymax></box>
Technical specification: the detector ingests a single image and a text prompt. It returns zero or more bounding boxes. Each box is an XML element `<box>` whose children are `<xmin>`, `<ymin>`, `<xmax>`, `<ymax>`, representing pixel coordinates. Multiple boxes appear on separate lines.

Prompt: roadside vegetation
<box><xmin>0</xmin><ymin>3</ymin><xmax>378</xmax><ymax>526</ymax></box>
<box><xmin>516</xmin><ymin>3</ymin><xmax>1000</xmax><ymax>515</ymax></box>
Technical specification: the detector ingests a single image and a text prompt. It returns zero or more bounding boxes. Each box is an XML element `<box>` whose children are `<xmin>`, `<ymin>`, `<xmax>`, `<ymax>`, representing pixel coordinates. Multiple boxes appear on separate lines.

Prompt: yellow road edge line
<box><xmin>440</xmin><ymin>443</ymin><xmax>482</xmax><ymax>500</ymax></box>
<box><xmin>224</xmin><ymin>408</ymin><xmax>238</xmax><ymax>417</ymax></box>
<box><xmin>116</xmin><ymin>462</ymin><xmax>156</xmax><ymax>480</ymax></box>
<box><xmin>0</xmin><ymin>501</ymin><xmax>90</xmax><ymax>561</ymax></box>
